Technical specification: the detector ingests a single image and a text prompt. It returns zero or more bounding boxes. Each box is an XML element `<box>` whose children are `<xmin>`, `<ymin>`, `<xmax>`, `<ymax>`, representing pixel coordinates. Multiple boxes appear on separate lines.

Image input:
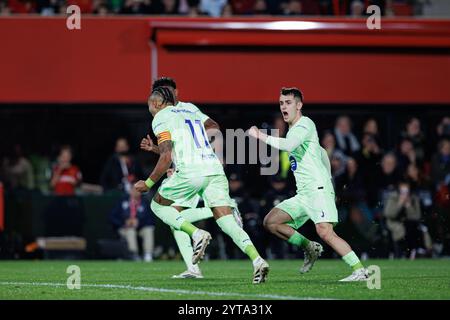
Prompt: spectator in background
<box><xmin>383</xmin><ymin>180</ymin><xmax>430</xmax><ymax>259</ymax></box>
<box><xmin>397</xmin><ymin>138</ymin><xmax>418</xmax><ymax>173</ymax></box>
<box><xmin>110</xmin><ymin>187</ymin><xmax>155</xmax><ymax>261</ymax></box>
<box><xmin>36</xmin><ymin>0</ymin><xmax>61</xmax><ymax>15</ymax></box>
<box><xmin>356</xmin><ymin>133</ymin><xmax>382</xmax><ymax>208</ymax></box>
<box><xmin>429</xmin><ymin>138</ymin><xmax>450</xmax><ymax>256</ymax></box>
<box><xmin>281</xmin><ymin>0</ymin><xmax>302</xmax><ymax>15</ymax></box>
<box><xmin>120</xmin><ymin>0</ymin><xmax>162</xmax><ymax>14</ymax></box>
<box><xmin>161</xmin><ymin>0</ymin><xmax>179</xmax><ymax>14</ymax></box>
<box><xmin>120</xmin><ymin>0</ymin><xmax>144</xmax><ymax>13</ymax></box>
<box><xmin>200</xmin><ymin>0</ymin><xmax>227</xmax><ymax>16</ymax></box>
<box><xmin>280</xmin><ymin>0</ymin><xmax>320</xmax><ymax>15</ymax></box>
<box><xmin>400</xmin><ymin>117</ymin><xmax>426</xmax><ymax>164</ymax></box>
<box><xmin>384</xmin><ymin>0</ymin><xmax>394</xmax><ymax>16</ymax></box>
<box><xmin>362</xmin><ymin>118</ymin><xmax>381</xmax><ymax>146</ymax></box>
<box><xmin>0</xmin><ymin>1</ymin><xmax>11</xmax><ymax>15</ymax></box>
<box><xmin>2</xmin><ymin>145</ymin><xmax>34</xmax><ymax>191</ymax></box>
<box><xmin>221</xmin><ymin>2</ymin><xmax>233</xmax><ymax>16</ymax></box>
<box><xmin>436</xmin><ymin>117</ymin><xmax>450</xmax><ymax>140</ymax></box>
<box><xmin>50</xmin><ymin>145</ymin><xmax>82</xmax><ymax>196</ymax></box>
<box><xmin>430</xmin><ymin>139</ymin><xmax>450</xmax><ymax>189</ymax></box>
<box><xmin>100</xmin><ymin>137</ymin><xmax>144</xmax><ymax>194</ymax></box>
<box><xmin>350</xmin><ymin>0</ymin><xmax>364</xmax><ymax>17</ymax></box>
<box><xmin>108</xmin><ymin>0</ymin><xmax>124</xmax><ymax>13</ymax></box>
<box><xmin>376</xmin><ymin>152</ymin><xmax>401</xmax><ymax>203</ymax></box>
<box><xmin>7</xmin><ymin>0</ymin><xmax>35</xmax><ymax>13</ymax></box>
<box><xmin>93</xmin><ymin>1</ymin><xmax>110</xmax><ymax>14</ymax></box>
<box><xmin>321</xmin><ymin>130</ymin><xmax>336</xmax><ymax>159</ymax></box>
<box><xmin>230</xmin><ymin>0</ymin><xmax>255</xmax><ymax>14</ymax></box>
<box><xmin>335</xmin><ymin>157</ymin><xmax>366</xmax><ymax>208</ymax></box>
<box><xmin>253</xmin><ymin>0</ymin><xmax>268</xmax><ymax>14</ymax></box>
<box><xmin>184</xmin><ymin>0</ymin><xmax>201</xmax><ymax>15</ymax></box>
<box><xmin>334</xmin><ymin>116</ymin><xmax>360</xmax><ymax>156</ymax></box>
<box><xmin>330</xmin><ymin>150</ymin><xmax>347</xmax><ymax>182</ymax></box>
<box><xmin>405</xmin><ymin>164</ymin><xmax>434</xmax><ymax>245</ymax></box>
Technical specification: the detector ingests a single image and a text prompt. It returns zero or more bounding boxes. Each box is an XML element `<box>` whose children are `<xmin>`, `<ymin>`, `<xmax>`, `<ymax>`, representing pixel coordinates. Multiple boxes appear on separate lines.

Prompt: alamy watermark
<box><xmin>366</xmin><ymin>265</ymin><xmax>381</xmax><ymax>289</ymax></box>
<box><xmin>173</xmin><ymin>127</ymin><xmax>280</xmax><ymax>176</ymax></box>
<box><xmin>366</xmin><ymin>5</ymin><xmax>381</xmax><ymax>30</ymax></box>
<box><xmin>66</xmin><ymin>5</ymin><xmax>81</xmax><ymax>30</ymax></box>
<box><xmin>66</xmin><ymin>265</ymin><xmax>81</xmax><ymax>289</ymax></box>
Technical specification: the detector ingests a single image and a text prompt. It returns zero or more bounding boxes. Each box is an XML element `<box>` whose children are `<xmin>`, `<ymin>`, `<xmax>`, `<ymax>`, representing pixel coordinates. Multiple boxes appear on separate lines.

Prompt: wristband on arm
<box><xmin>144</xmin><ymin>178</ymin><xmax>155</xmax><ymax>189</ymax></box>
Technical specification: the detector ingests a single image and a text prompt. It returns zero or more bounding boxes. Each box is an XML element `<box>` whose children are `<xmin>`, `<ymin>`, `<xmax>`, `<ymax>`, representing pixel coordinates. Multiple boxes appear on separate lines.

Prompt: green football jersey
<box><xmin>286</xmin><ymin>116</ymin><xmax>334</xmax><ymax>193</ymax></box>
<box><xmin>151</xmin><ymin>102</ymin><xmax>224</xmax><ymax>178</ymax></box>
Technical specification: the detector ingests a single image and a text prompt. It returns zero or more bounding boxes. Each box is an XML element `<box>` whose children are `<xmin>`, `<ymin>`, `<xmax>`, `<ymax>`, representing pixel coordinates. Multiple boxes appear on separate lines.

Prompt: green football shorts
<box><xmin>158</xmin><ymin>173</ymin><xmax>232</xmax><ymax>208</ymax></box>
<box><xmin>276</xmin><ymin>188</ymin><xmax>338</xmax><ymax>229</ymax></box>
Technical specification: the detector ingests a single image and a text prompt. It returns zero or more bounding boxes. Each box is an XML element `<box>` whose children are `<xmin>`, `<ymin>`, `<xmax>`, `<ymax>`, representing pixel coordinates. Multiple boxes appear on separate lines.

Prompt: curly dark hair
<box><xmin>152</xmin><ymin>77</ymin><xmax>177</xmax><ymax>91</ymax></box>
<box><xmin>151</xmin><ymin>86</ymin><xmax>175</xmax><ymax>106</ymax></box>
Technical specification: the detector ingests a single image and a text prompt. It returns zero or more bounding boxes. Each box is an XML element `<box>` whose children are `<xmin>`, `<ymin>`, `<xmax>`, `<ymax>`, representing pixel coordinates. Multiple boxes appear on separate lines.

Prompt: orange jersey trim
<box><xmin>157</xmin><ymin>131</ymin><xmax>172</xmax><ymax>145</ymax></box>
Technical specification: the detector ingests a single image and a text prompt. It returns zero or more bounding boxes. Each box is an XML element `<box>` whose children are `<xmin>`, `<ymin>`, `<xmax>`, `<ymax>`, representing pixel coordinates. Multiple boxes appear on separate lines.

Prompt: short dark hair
<box><xmin>280</xmin><ymin>87</ymin><xmax>303</xmax><ymax>103</ymax></box>
<box><xmin>151</xmin><ymin>86</ymin><xmax>175</xmax><ymax>106</ymax></box>
<box><xmin>152</xmin><ymin>77</ymin><xmax>177</xmax><ymax>91</ymax></box>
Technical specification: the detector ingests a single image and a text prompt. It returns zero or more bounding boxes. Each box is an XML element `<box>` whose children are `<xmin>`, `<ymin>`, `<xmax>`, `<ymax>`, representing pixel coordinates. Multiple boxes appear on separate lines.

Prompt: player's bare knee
<box><xmin>263</xmin><ymin>215</ymin><xmax>276</xmax><ymax>233</ymax></box>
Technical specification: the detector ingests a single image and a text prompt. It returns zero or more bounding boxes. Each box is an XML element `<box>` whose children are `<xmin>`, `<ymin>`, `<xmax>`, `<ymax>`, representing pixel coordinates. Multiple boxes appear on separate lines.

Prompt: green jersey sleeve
<box><xmin>320</xmin><ymin>147</ymin><xmax>332</xmax><ymax>174</ymax></box>
<box><xmin>152</xmin><ymin>110</ymin><xmax>173</xmax><ymax>144</ymax></box>
<box><xmin>265</xmin><ymin>123</ymin><xmax>309</xmax><ymax>152</ymax></box>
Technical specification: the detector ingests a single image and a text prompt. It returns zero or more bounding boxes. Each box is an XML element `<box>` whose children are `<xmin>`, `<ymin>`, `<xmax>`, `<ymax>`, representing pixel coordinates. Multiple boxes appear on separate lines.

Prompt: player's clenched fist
<box><xmin>248</xmin><ymin>126</ymin><xmax>260</xmax><ymax>139</ymax></box>
<box><xmin>134</xmin><ymin>180</ymin><xmax>149</xmax><ymax>193</ymax></box>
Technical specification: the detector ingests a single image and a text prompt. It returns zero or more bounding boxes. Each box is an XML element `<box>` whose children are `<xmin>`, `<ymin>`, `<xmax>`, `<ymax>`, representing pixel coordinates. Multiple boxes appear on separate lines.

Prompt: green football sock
<box><xmin>244</xmin><ymin>245</ymin><xmax>260</xmax><ymax>261</ymax></box>
<box><xmin>342</xmin><ymin>251</ymin><xmax>364</xmax><ymax>271</ymax></box>
<box><xmin>172</xmin><ymin>227</ymin><xmax>195</xmax><ymax>270</ymax></box>
<box><xmin>150</xmin><ymin>200</ymin><xmax>197</xmax><ymax>235</ymax></box>
<box><xmin>216</xmin><ymin>214</ymin><xmax>260</xmax><ymax>261</ymax></box>
<box><xmin>287</xmin><ymin>231</ymin><xmax>310</xmax><ymax>249</ymax></box>
<box><xmin>180</xmin><ymin>221</ymin><xmax>198</xmax><ymax>236</ymax></box>
<box><xmin>182</xmin><ymin>207</ymin><xmax>214</xmax><ymax>223</ymax></box>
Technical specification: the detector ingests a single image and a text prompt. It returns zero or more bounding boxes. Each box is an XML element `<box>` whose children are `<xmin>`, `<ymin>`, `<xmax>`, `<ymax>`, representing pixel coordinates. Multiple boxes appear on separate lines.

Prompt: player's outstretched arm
<box><xmin>140</xmin><ymin>134</ymin><xmax>160</xmax><ymax>154</ymax></box>
<box><xmin>248</xmin><ymin>126</ymin><xmax>301</xmax><ymax>152</ymax></box>
<box><xmin>134</xmin><ymin>140</ymin><xmax>172</xmax><ymax>193</ymax></box>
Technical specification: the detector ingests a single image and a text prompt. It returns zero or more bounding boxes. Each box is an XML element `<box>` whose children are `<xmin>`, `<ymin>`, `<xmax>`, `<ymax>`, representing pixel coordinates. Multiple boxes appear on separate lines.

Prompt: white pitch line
<box><xmin>0</xmin><ymin>281</ymin><xmax>335</xmax><ymax>300</ymax></box>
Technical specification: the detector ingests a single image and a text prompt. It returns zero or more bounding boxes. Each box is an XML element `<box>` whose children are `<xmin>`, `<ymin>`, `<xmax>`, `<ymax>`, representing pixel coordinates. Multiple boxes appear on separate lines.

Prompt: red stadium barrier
<box><xmin>0</xmin><ymin>17</ymin><xmax>449</xmax><ymax>104</ymax></box>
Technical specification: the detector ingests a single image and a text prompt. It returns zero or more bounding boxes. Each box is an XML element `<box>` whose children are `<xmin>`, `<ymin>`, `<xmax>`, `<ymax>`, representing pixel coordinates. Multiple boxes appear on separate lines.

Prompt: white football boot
<box><xmin>339</xmin><ymin>268</ymin><xmax>369</xmax><ymax>282</ymax></box>
<box><xmin>192</xmin><ymin>230</ymin><xmax>212</xmax><ymax>264</ymax></box>
<box><xmin>252</xmin><ymin>257</ymin><xmax>270</xmax><ymax>284</ymax></box>
<box><xmin>300</xmin><ymin>241</ymin><xmax>323</xmax><ymax>274</ymax></box>
<box><xmin>172</xmin><ymin>266</ymin><xmax>204</xmax><ymax>279</ymax></box>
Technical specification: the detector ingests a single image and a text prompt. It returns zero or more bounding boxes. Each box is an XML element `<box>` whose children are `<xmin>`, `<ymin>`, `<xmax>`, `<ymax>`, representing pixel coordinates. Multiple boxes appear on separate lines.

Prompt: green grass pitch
<box><xmin>0</xmin><ymin>259</ymin><xmax>449</xmax><ymax>300</ymax></box>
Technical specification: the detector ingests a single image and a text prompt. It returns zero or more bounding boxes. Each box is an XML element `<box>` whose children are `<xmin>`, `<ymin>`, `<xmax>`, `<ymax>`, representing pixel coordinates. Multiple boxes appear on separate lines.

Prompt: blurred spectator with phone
<box><xmin>384</xmin><ymin>181</ymin><xmax>431</xmax><ymax>259</ymax></box>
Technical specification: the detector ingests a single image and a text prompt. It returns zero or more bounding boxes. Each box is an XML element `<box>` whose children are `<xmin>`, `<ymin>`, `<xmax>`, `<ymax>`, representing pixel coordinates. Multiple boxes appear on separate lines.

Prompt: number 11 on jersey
<box><xmin>185</xmin><ymin>119</ymin><xmax>210</xmax><ymax>148</ymax></box>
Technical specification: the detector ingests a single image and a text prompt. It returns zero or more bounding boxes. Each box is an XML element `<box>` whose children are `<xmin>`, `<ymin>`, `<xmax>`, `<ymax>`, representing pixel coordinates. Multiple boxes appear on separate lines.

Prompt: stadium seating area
<box><xmin>0</xmin><ymin>0</ymin><xmax>436</xmax><ymax>17</ymax></box>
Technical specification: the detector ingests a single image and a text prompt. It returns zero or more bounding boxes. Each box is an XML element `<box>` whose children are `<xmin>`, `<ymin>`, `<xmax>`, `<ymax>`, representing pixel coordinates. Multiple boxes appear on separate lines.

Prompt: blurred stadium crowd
<box><xmin>0</xmin><ymin>0</ymin><xmax>445</xmax><ymax>17</ymax></box>
<box><xmin>1</xmin><ymin>114</ymin><xmax>449</xmax><ymax>261</ymax></box>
